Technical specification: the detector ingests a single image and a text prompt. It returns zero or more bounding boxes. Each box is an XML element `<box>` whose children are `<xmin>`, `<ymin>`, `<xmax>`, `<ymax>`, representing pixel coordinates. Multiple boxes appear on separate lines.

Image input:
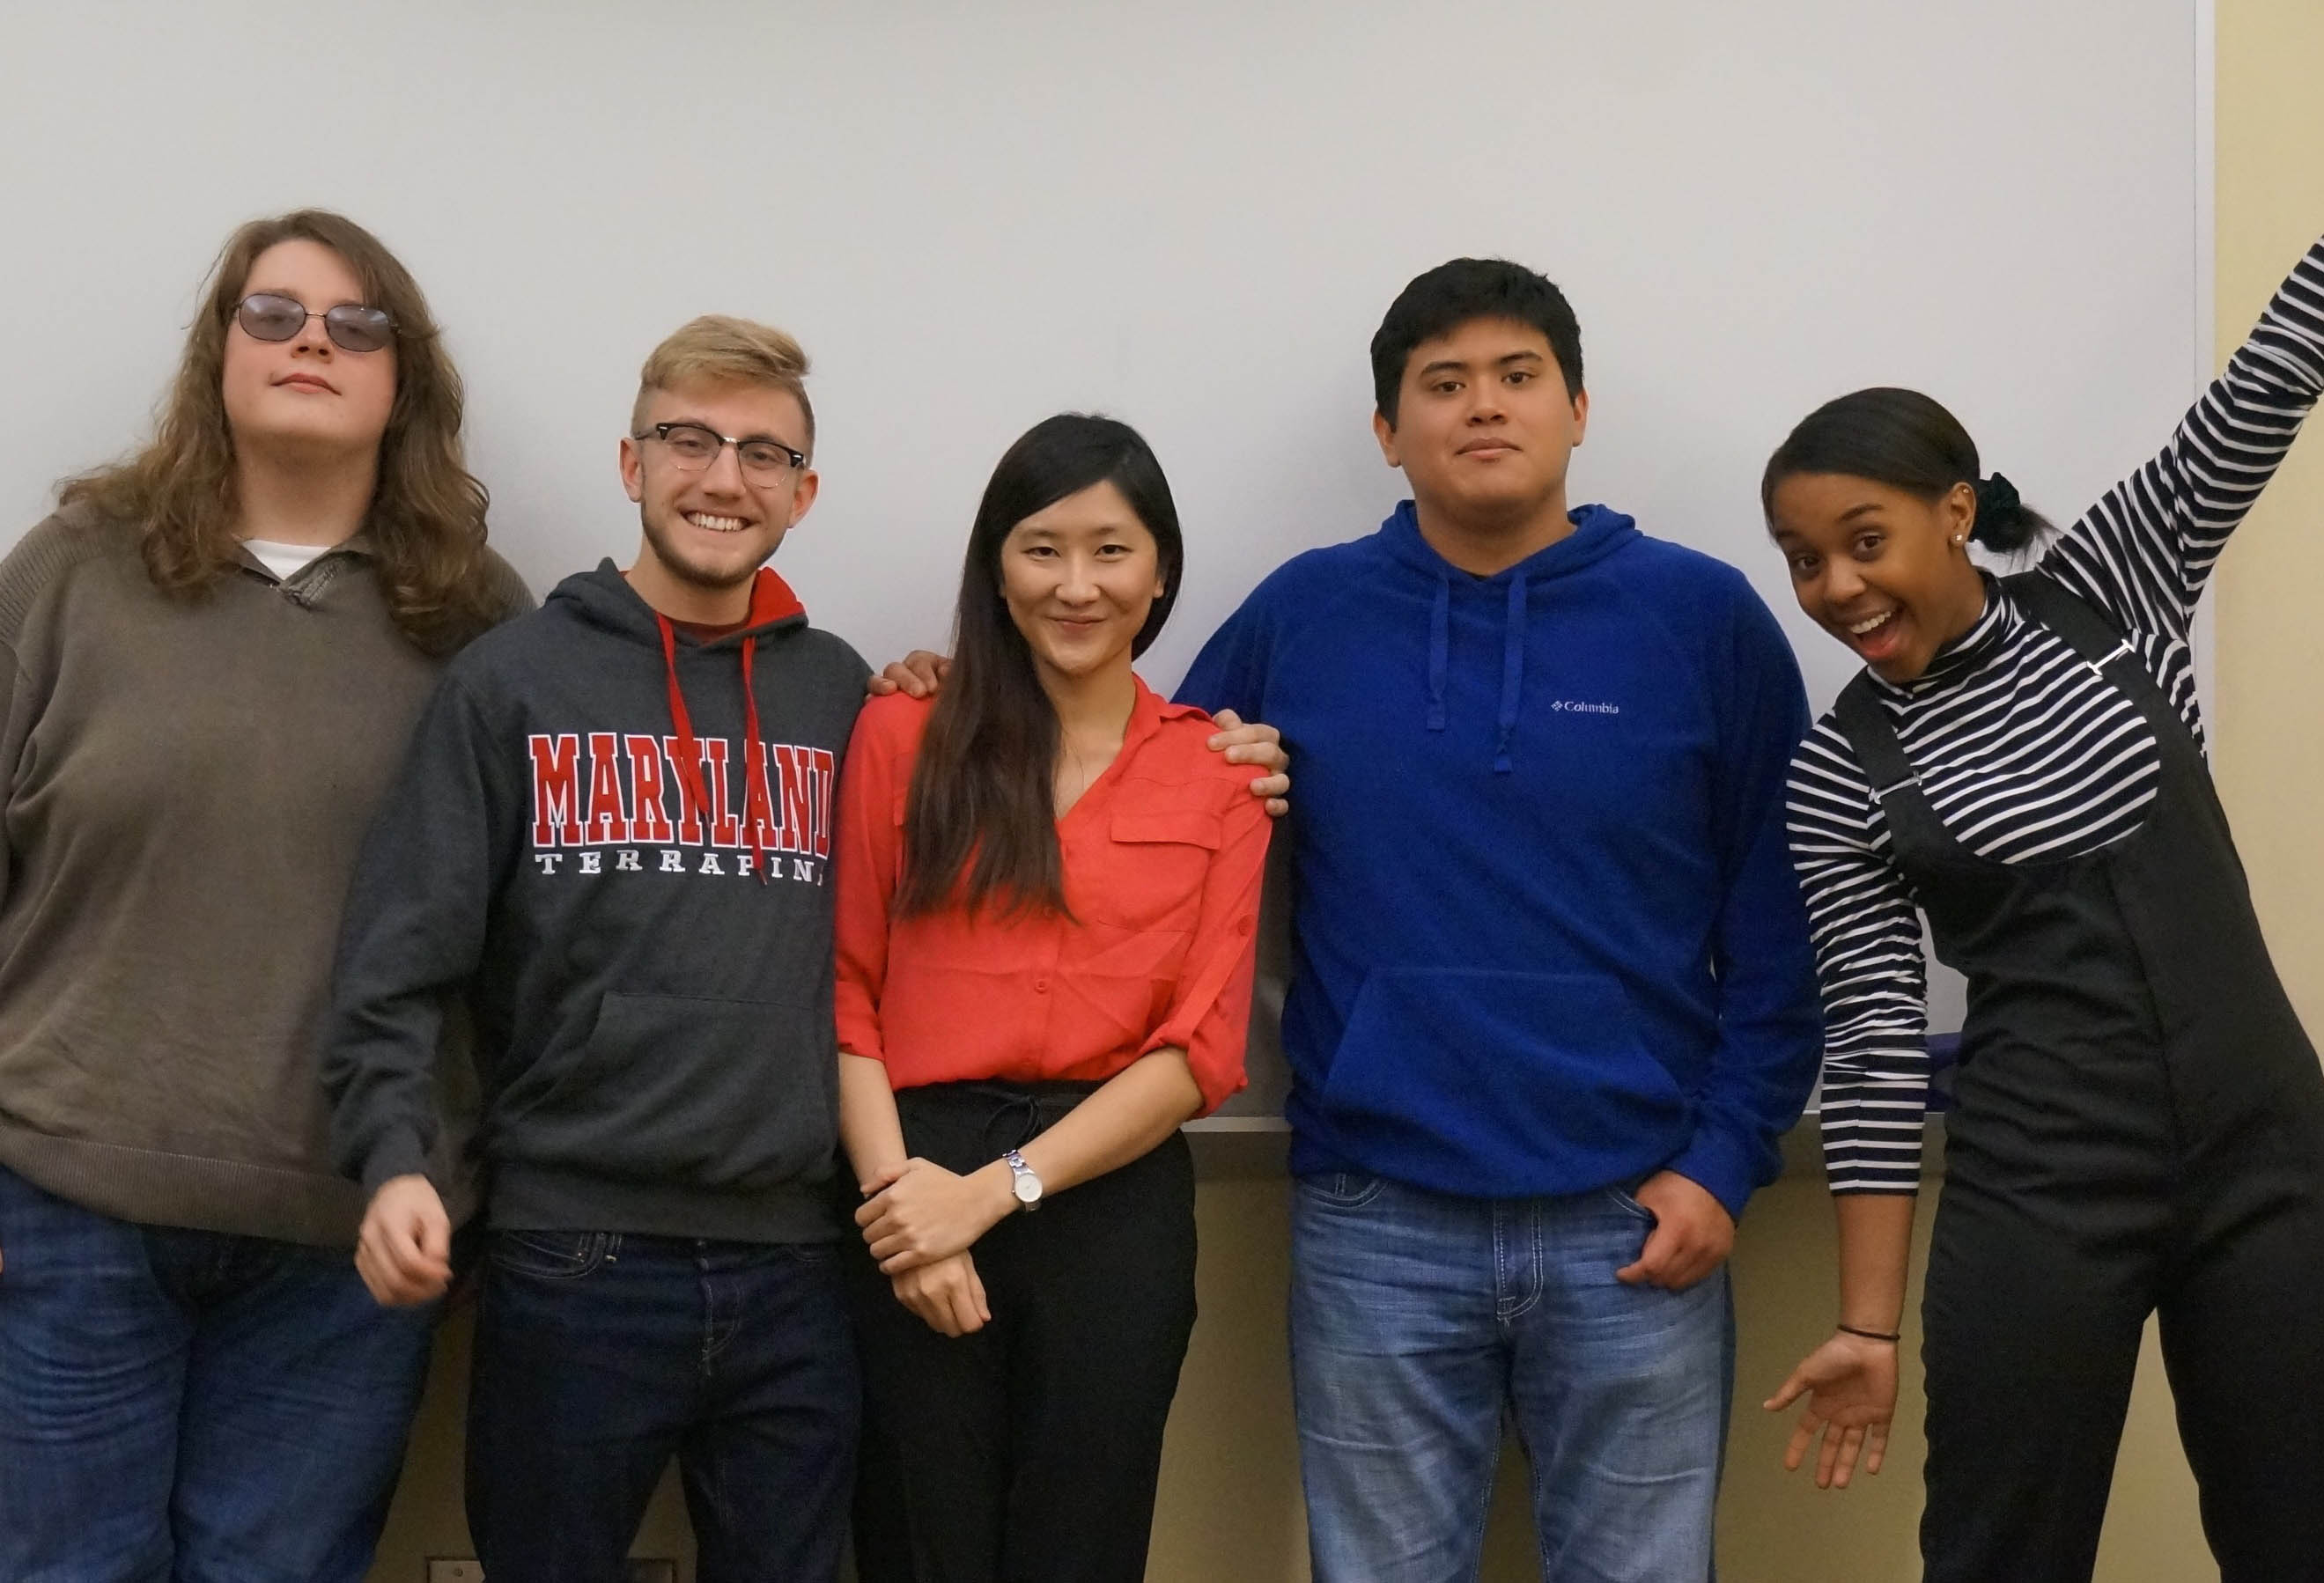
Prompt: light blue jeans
<box><xmin>1290</xmin><ymin>1171</ymin><xmax>1731</xmax><ymax>1583</ymax></box>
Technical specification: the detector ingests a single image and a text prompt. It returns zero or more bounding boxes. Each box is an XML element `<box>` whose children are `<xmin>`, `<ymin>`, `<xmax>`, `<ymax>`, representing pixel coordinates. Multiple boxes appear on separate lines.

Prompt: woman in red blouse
<box><xmin>834</xmin><ymin>414</ymin><xmax>1270</xmax><ymax>1582</ymax></box>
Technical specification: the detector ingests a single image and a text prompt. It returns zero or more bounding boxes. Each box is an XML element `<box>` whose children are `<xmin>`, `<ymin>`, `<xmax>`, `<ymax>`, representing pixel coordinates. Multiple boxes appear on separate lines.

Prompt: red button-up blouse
<box><xmin>833</xmin><ymin>680</ymin><xmax>1270</xmax><ymax>1114</ymax></box>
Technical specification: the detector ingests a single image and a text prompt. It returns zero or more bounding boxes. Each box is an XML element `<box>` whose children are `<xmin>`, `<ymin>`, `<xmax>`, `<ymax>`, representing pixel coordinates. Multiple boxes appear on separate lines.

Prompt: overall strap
<box><xmin>1830</xmin><ymin>674</ymin><xmax>1918</xmax><ymax>799</ymax></box>
<box><xmin>2003</xmin><ymin>570</ymin><xmax>2191</xmax><ymax>735</ymax></box>
<box><xmin>2008</xmin><ymin>571</ymin><xmax>2202</xmax><ymax>794</ymax></box>
<box><xmin>2003</xmin><ymin>571</ymin><xmax>2132</xmax><ymax>670</ymax></box>
<box><xmin>1829</xmin><ymin>669</ymin><xmax>1964</xmax><ymax>872</ymax></box>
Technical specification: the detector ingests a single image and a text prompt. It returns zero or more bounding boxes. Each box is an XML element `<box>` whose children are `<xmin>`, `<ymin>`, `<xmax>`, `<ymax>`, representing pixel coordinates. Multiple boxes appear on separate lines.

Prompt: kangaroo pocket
<box><xmin>1321</xmin><ymin>968</ymin><xmax>1687</xmax><ymax>1183</ymax></box>
<box><xmin>510</xmin><ymin>991</ymin><xmax>836</xmax><ymax>1191</ymax></box>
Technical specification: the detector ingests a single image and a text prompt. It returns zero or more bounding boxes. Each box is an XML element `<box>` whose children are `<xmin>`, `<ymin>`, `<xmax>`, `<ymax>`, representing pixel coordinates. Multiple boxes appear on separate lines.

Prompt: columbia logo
<box><xmin>1548</xmin><ymin>700</ymin><xmax>1620</xmax><ymax>715</ymax></box>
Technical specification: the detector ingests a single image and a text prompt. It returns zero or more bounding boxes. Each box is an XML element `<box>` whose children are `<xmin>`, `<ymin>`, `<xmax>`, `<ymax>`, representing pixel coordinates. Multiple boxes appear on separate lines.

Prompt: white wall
<box><xmin>2</xmin><ymin>1</ymin><xmax>2196</xmax><ymax>697</ymax></box>
<box><xmin>0</xmin><ymin>1</ymin><xmax>2202</xmax><ymax>1059</ymax></box>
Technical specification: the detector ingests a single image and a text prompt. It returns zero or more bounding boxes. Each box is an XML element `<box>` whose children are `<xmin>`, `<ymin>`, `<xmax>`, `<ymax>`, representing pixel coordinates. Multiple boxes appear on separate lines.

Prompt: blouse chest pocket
<box><xmin>1080</xmin><ymin>796</ymin><xmax>1221</xmax><ymax>936</ymax></box>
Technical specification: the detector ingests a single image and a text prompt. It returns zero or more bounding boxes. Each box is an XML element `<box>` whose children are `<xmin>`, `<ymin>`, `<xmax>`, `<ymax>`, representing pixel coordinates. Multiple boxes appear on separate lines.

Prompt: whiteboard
<box><xmin>0</xmin><ymin>0</ymin><xmax>2204</xmax><ymax>1110</ymax></box>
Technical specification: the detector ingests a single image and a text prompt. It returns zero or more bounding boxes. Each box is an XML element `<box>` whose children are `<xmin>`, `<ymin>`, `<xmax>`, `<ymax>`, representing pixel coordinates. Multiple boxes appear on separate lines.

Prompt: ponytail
<box><xmin>1967</xmin><ymin>471</ymin><xmax>2049</xmax><ymax>553</ymax></box>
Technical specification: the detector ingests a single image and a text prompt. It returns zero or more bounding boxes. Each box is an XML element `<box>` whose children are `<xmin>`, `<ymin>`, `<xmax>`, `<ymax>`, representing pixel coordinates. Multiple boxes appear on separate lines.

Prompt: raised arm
<box><xmin>2045</xmin><ymin>231</ymin><xmax>2324</xmax><ymax>636</ymax></box>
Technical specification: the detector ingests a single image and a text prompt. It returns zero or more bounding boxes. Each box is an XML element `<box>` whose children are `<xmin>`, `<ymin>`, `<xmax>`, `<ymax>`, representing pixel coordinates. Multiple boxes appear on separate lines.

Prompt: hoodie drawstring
<box><xmin>1426</xmin><ymin>575</ymin><xmax>1450</xmax><ymax>733</ymax></box>
<box><xmin>739</xmin><ymin>636</ymin><xmax>772</xmax><ymax>884</ymax></box>
<box><xmin>1423</xmin><ymin>571</ymin><xmax>1529</xmax><ymax>772</ymax></box>
<box><xmin>1494</xmin><ymin>571</ymin><xmax>1527</xmax><ymax>774</ymax></box>
<box><xmin>655</xmin><ymin>615</ymin><xmax>774</xmax><ymax>884</ymax></box>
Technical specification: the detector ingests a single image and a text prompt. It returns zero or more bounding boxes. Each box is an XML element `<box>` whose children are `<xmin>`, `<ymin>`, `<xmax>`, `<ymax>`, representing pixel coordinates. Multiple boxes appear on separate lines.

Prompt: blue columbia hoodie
<box><xmin>1177</xmin><ymin>502</ymin><xmax>1820</xmax><ymax>1217</ymax></box>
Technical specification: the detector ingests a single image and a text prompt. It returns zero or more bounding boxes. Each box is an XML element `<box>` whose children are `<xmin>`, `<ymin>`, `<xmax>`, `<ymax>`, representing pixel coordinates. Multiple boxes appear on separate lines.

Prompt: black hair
<box><xmin>898</xmin><ymin>413</ymin><xmax>1184</xmax><ymax>918</ymax></box>
<box><xmin>1370</xmin><ymin>258</ymin><xmax>1584</xmax><ymax>424</ymax></box>
<box><xmin>1760</xmin><ymin>387</ymin><xmax>2053</xmax><ymax>553</ymax></box>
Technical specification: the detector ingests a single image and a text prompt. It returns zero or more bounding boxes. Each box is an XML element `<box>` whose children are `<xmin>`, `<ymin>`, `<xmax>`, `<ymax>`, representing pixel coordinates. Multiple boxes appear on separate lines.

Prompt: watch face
<box><xmin>1013</xmin><ymin>1175</ymin><xmax>1042</xmax><ymax>1204</ymax></box>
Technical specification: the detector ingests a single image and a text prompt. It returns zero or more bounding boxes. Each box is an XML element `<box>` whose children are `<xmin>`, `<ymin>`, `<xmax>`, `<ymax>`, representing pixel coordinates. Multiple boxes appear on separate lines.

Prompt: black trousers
<box><xmin>1832</xmin><ymin>577</ymin><xmax>2324</xmax><ymax>1583</ymax></box>
<box><xmin>847</xmin><ymin>1082</ymin><xmax>1198</xmax><ymax>1583</ymax></box>
<box><xmin>1919</xmin><ymin>1030</ymin><xmax>2324</xmax><ymax>1582</ymax></box>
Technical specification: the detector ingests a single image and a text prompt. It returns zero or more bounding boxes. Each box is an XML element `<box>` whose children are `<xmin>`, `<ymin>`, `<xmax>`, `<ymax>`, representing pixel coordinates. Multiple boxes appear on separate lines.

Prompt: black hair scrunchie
<box><xmin>1974</xmin><ymin>472</ymin><xmax>2020</xmax><ymax>527</ymax></box>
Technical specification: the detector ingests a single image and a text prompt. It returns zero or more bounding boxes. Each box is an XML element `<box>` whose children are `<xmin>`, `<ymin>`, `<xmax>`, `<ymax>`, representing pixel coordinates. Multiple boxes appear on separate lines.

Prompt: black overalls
<box><xmin>1832</xmin><ymin>572</ymin><xmax>2324</xmax><ymax>1582</ymax></box>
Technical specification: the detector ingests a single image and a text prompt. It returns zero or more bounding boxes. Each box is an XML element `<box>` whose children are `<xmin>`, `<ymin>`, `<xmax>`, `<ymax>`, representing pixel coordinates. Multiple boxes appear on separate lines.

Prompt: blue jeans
<box><xmin>466</xmin><ymin>1229</ymin><xmax>859</xmax><ymax>1583</ymax></box>
<box><xmin>1291</xmin><ymin>1173</ymin><xmax>1732</xmax><ymax>1583</ymax></box>
<box><xmin>0</xmin><ymin>1161</ymin><xmax>437</xmax><ymax>1583</ymax></box>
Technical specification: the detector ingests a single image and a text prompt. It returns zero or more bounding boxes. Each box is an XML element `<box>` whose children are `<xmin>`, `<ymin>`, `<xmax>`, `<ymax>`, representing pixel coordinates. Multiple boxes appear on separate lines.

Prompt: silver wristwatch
<box><xmin>1002</xmin><ymin>1148</ymin><xmax>1044</xmax><ymax>1212</ymax></box>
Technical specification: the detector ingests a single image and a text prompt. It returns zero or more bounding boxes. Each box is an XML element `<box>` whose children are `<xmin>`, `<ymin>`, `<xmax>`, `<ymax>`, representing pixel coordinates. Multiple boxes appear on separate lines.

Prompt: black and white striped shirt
<box><xmin>1789</xmin><ymin>235</ymin><xmax>2324</xmax><ymax>1195</ymax></box>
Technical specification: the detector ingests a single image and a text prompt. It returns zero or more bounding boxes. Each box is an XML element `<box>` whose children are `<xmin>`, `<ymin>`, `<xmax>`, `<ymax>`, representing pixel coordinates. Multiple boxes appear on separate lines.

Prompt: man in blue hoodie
<box><xmin>1176</xmin><ymin>260</ymin><xmax>1822</xmax><ymax>1580</ymax></box>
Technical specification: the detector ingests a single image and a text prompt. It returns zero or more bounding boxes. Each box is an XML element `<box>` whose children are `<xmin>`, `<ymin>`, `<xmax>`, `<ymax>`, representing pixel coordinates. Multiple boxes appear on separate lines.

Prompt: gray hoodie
<box><xmin>323</xmin><ymin>561</ymin><xmax>869</xmax><ymax>1243</ymax></box>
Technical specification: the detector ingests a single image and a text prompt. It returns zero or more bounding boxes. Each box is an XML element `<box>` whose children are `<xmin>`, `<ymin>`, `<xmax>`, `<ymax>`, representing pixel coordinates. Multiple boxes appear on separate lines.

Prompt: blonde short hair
<box><xmin>631</xmin><ymin>314</ymin><xmax>815</xmax><ymax>455</ymax></box>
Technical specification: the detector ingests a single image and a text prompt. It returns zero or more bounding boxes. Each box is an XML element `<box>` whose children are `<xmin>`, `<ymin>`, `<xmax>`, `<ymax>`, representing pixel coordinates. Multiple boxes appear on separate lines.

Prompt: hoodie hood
<box><xmin>1377</xmin><ymin>501</ymin><xmax>1640</xmax><ymax>772</ymax></box>
<box><xmin>547</xmin><ymin>560</ymin><xmax>808</xmax><ymax>646</ymax></box>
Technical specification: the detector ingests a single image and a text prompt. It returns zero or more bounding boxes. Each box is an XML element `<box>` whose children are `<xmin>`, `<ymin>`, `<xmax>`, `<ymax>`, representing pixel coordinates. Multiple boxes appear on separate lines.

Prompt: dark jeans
<box><xmin>849</xmin><ymin>1081</ymin><xmax>1198</xmax><ymax>1583</ymax></box>
<box><xmin>467</xmin><ymin>1228</ymin><xmax>860</xmax><ymax>1583</ymax></box>
<box><xmin>0</xmin><ymin>1161</ymin><xmax>437</xmax><ymax>1583</ymax></box>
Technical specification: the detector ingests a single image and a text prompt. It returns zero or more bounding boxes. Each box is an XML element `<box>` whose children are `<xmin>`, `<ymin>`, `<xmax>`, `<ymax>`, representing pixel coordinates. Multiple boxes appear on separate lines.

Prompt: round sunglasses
<box><xmin>234</xmin><ymin>292</ymin><xmax>395</xmax><ymax>354</ymax></box>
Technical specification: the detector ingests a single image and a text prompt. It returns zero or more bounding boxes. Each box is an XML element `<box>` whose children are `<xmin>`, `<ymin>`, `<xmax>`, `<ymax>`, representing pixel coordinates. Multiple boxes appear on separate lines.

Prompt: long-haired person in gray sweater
<box><xmin>0</xmin><ymin>210</ymin><xmax>526</xmax><ymax>1581</ymax></box>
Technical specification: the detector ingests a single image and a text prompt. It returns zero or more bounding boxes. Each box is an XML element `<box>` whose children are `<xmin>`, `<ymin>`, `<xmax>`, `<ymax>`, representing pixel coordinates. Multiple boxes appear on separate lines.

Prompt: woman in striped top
<box><xmin>1760</xmin><ymin>232</ymin><xmax>2324</xmax><ymax>1583</ymax></box>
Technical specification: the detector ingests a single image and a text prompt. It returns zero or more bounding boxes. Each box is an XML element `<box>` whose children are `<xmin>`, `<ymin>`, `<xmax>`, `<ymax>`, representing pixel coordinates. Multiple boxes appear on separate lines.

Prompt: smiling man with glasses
<box><xmin>321</xmin><ymin>315</ymin><xmax>870</xmax><ymax>1583</ymax></box>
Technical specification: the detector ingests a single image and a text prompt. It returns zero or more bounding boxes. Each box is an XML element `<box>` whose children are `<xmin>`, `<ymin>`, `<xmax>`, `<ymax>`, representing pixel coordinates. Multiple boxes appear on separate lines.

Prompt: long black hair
<box><xmin>897</xmin><ymin>414</ymin><xmax>1184</xmax><ymax>918</ymax></box>
<box><xmin>1760</xmin><ymin>387</ymin><xmax>2053</xmax><ymax>553</ymax></box>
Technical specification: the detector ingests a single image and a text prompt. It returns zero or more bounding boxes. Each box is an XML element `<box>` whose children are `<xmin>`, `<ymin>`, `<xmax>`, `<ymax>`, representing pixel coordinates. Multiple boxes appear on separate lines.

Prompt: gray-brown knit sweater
<box><xmin>0</xmin><ymin>507</ymin><xmax>528</xmax><ymax>1245</ymax></box>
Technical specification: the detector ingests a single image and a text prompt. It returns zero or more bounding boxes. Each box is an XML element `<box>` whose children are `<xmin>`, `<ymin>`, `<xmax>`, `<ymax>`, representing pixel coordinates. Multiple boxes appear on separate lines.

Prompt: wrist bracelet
<box><xmin>1836</xmin><ymin>1323</ymin><xmax>1901</xmax><ymax>1344</ymax></box>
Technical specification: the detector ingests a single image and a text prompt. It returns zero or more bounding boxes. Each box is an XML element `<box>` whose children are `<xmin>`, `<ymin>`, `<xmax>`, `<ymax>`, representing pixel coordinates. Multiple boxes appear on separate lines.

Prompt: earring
<box><xmin>1951</xmin><ymin>534</ymin><xmax>1966</xmax><ymax>546</ymax></box>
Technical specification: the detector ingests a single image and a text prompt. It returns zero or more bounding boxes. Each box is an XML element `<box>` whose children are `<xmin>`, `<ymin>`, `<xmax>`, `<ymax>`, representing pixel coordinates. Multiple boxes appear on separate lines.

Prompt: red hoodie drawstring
<box><xmin>655</xmin><ymin>614</ymin><xmax>776</xmax><ymax>885</ymax></box>
<box><xmin>740</xmin><ymin>635</ymin><xmax>773</xmax><ymax>885</ymax></box>
<box><xmin>653</xmin><ymin>614</ymin><xmax>715</xmax><ymax>848</ymax></box>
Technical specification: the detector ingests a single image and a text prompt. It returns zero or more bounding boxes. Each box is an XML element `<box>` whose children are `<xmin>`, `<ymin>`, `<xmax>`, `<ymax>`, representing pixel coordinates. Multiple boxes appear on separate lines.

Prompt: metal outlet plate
<box><xmin>427</xmin><ymin>1562</ymin><xmax>675</xmax><ymax>1582</ymax></box>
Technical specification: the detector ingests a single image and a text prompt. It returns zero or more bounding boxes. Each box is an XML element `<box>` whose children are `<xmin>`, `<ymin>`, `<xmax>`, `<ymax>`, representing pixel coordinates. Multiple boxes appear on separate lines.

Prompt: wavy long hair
<box><xmin>897</xmin><ymin>414</ymin><xmax>1184</xmax><ymax>919</ymax></box>
<box><xmin>58</xmin><ymin>209</ymin><xmax>501</xmax><ymax>652</ymax></box>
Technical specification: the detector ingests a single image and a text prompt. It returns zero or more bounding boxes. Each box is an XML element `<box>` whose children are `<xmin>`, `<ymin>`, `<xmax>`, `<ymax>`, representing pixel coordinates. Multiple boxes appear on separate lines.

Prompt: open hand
<box><xmin>867</xmin><ymin>651</ymin><xmax>949</xmax><ymax>698</ymax></box>
<box><xmin>1763</xmin><ymin>1330</ymin><xmax>1899</xmax><ymax>1489</ymax></box>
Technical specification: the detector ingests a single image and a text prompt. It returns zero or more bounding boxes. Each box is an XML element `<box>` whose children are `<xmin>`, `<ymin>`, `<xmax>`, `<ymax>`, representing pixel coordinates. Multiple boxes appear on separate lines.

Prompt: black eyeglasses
<box><xmin>234</xmin><ymin>292</ymin><xmax>395</xmax><ymax>354</ymax></box>
<box><xmin>633</xmin><ymin>422</ymin><xmax>808</xmax><ymax>481</ymax></box>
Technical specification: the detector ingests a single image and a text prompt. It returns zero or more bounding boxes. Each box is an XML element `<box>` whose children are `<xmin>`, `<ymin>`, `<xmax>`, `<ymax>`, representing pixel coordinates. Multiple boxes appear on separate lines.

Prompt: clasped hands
<box><xmin>857</xmin><ymin>1156</ymin><xmax>1016</xmax><ymax>1339</ymax></box>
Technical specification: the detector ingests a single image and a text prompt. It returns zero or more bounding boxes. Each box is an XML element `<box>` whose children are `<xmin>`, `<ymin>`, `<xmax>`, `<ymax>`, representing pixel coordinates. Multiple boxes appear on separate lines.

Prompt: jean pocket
<box><xmin>1296</xmin><ymin>1170</ymin><xmax>1388</xmax><ymax>1210</ymax></box>
<box><xmin>489</xmin><ymin>1229</ymin><xmax>614</xmax><ymax>1280</ymax></box>
<box><xmin>1603</xmin><ymin>1182</ymin><xmax>1659</xmax><ymax>1224</ymax></box>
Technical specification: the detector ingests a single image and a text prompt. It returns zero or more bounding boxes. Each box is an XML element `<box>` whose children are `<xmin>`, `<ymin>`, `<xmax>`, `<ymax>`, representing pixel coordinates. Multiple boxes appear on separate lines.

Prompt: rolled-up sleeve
<box><xmin>1140</xmin><ymin>786</ymin><xmax>1272</xmax><ymax>1114</ymax></box>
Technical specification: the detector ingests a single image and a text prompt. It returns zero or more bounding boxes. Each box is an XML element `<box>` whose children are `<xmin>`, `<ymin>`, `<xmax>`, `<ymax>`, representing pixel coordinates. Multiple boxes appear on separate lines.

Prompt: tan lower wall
<box><xmin>368</xmin><ymin>1170</ymin><xmax>2215</xmax><ymax>1582</ymax></box>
